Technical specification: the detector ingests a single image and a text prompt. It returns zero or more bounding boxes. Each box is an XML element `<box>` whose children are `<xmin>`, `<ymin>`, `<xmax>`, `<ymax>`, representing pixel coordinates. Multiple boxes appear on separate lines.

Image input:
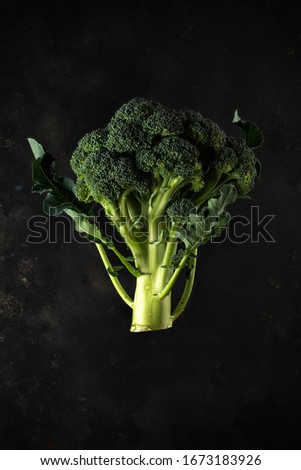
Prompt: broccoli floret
<box><xmin>74</xmin><ymin>150</ymin><xmax>150</xmax><ymax>204</ymax></box>
<box><xmin>234</xmin><ymin>155</ymin><xmax>258</xmax><ymax>194</ymax></box>
<box><xmin>213</xmin><ymin>138</ymin><xmax>239</xmax><ymax>174</ymax></box>
<box><xmin>105</xmin><ymin>97</ymin><xmax>156</xmax><ymax>152</ymax></box>
<box><xmin>155</xmin><ymin>137</ymin><xmax>199</xmax><ymax>177</ymax></box>
<box><xmin>71</xmin><ymin>112</ymin><xmax>151</xmax><ymax>204</ymax></box>
<box><xmin>73</xmin><ymin>177</ymin><xmax>93</xmax><ymax>202</ymax></box>
<box><xmin>80</xmin><ymin>151</ymin><xmax>122</xmax><ymax>202</ymax></box>
<box><xmin>136</xmin><ymin>137</ymin><xmax>198</xmax><ymax>176</ymax></box>
<box><xmin>30</xmin><ymin>98</ymin><xmax>262</xmax><ymax>333</ymax></box>
<box><xmin>70</xmin><ymin>128</ymin><xmax>108</xmax><ymax>172</ymax></box>
<box><xmin>143</xmin><ymin>107</ymin><xmax>185</xmax><ymax>136</ymax></box>
<box><xmin>167</xmin><ymin>198</ymin><xmax>196</xmax><ymax>224</ymax></box>
<box><xmin>136</xmin><ymin>136</ymin><xmax>205</xmax><ymax>193</ymax></box>
<box><xmin>212</xmin><ymin>137</ymin><xmax>258</xmax><ymax>194</ymax></box>
<box><xmin>106</xmin><ymin>118</ymin><xmax>148</xmax><ymax>153</ymax></box>
<box><xmin>111</xmin><ymin>97</ymin><xmax>156</xmax><ymax>122</ymax></box>
<box><xmin>184</xmin><ymin>110</ymin><xmax>226</xmax><ymax>150</ymax></box>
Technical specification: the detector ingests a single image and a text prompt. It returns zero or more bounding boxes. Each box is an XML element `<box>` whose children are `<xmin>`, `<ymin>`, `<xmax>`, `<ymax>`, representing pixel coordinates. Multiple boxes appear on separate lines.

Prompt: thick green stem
<box><xmin>130</xmin><ymin>207</ymin><xmax>173</xmax><ymax>332</ymax></box>
<box><xmin>130</xmin><ymin>274</ymin><xmax>172</xmax><ymax>332</ymax></box>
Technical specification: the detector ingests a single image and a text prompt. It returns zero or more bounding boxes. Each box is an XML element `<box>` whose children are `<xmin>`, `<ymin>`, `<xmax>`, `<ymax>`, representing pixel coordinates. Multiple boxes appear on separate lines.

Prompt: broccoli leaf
<box><xmin>107</xmin><ymin>267</ymin><xmax>119</xmax><ymax>277</ymax></box>
<box><xmin>64</xmin><ymin>209</ymin><xmax>114</xmax><ymax>247</ymax></box>
<box><xmin>206</xmin><ymin>184</ymin><xmax>237</xmax><ymax>216</ymax></box>
<box><xmin>28</xmin><ymin>138</ymin><xmax>45</xmax><ymax>160</ymax></box>
<box><xmin>171</xmin><ymin>249</ymin><xmax>186</xmax><ymax>262</ymax></box>
<box><xmin>107</xmin><ymin>265</ymin><xmax>124</xmax><ymax>277</ymax></box>
<box><xmin>185</xmin><ymin>265</ymin><xmax>194</xmax><ymax>280</ymax></box>
<box><xmin>178</xmin><ymin>184</ymin><xmax>238</xmax><ymax>248</ymax></box>
<box><xmin>29</xmin><ymin>138</ymin><xmax>118</xmax><ymax>250</ymax></box>
<box><xmin>113</xmin><ymin>265</ymin><xmax>124</xmax><ymax>271</ymax></box>
<box><xmin>29</xmin><ymin>139</ymin><xmax>91</xmax><ymax>216</ymax></box>
<box><xmin>232</xmin><ymin>110</ymin><xmax>264</xmax><ymax>148</ymax></box>
<box><xmin>195</xmin><ymin>184</ymin><xmax>237</xmax><ymax>243</ymax></box>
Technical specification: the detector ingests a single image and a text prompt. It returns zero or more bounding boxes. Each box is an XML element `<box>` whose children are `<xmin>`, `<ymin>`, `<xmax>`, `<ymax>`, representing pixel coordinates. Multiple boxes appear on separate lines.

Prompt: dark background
<box><xmin>1</xmin><ymin>0</ymin><xmax>300</xmax><ymax>450</ymax></box>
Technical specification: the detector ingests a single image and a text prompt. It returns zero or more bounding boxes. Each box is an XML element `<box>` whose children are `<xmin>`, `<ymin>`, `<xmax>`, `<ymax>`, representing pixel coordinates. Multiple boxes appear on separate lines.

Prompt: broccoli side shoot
<box><xmin>29</xmin><ymin>98</ymin><xmax>263</xmax><ymax>333</ymax></box>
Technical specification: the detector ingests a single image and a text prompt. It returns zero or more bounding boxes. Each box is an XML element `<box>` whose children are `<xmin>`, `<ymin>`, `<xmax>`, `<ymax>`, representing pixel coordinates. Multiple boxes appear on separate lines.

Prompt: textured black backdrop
<box><xmin>1</xmin><ymin>0</ymin><xmax>301</xmax><ymax>450</ymax></box>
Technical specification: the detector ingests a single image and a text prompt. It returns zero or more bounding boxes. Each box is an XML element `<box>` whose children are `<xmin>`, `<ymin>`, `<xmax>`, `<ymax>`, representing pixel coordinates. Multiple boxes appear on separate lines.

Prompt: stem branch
<box><xmin>170</xmin><ymin>248</ymin><xmax>198</xmax><ymax>323</ymax></box>
<box><xmin>160</xmin><ymin>224</ymin><xmax>178</xmax><ymax>283</ymax></box>
<box><xmin>95</xmin><ymin>243</ymin><xmax>133</xmax><ymax>307</ymax></box>
<box><xmin>109</xmin><ymin>245</ymin><xmax>141</xmax><ymax>277</ymax></box>
<box><xmin>158</xmin><ymin>250</ymin><xmax>191</xmax><ymax>299</ymax></box>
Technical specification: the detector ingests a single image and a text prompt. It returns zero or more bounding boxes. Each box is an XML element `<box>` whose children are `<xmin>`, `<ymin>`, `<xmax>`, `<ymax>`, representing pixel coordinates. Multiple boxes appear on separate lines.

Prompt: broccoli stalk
<box><xmin>29</xmin><ymin>99</ymin><xmax>263</xmax><ymax>333</ymax></box>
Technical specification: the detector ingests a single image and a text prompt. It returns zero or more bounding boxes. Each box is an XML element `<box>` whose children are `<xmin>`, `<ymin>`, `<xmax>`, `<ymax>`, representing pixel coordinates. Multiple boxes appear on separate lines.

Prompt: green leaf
<box><xmin>113</xmin><ymin>265</ymin><xmax>124</xmax><ymax>272</ymax></box>
<box><xmin>106</xmin><ymin>266</ymin><xmax>124</xmax><ymax>277</ymax></box>
<box><xmin>232</xmin><ymin>110</ymin><xmax>264</xmax><ymax>148</ymax></box>
<box><xmin>30</xmin><ymin>140</ymin><xmax>91</xmax><ymax>216</ymax></box>
<box><xmin>29</xmin><ymin>139</ymin><xmax>118</xmax><ymax>251</ymax></box>
<box><xmin>255</xmin><ymin>158</ymin><xmax>262</xmax><ymax>178</ymax></box>
<box><xmin>185</xmin><ymin>266</ymin><xmax>194</xmax><ymax>280</ymax></box>
<box><xmin>206</xmin><ymin>184</ymin><xmax>237</xmax><ymax>217</ymax></box>
<box><xmin>62</xmin><ymin>176</ymin><xmax>75</xmax><ymax>192</ymax></box>
<box><xmin>172</xmin><ymin>249</ymin><xmax>186</xmax><ymax>262</ymax></box>
<box><xmin>177</xmin><ymin>184</ymin><xmax>238</xmax><ymax>248</ymax></box>
<box><xmin>198</xmin><ymin>185</ymin><xmax>237</xmax><ymax>242</ymax></box>
<box><xmin>188</xmin><ymin>213</ymin><xmax>202</xmax><ymax>226</ymax></box>
<box><xmin>28</xmin><ymin>138</ymin><xmax>45</xmax><ymax>159</ymax></box>
<box><xmin>64</xmin><ymin>209</ymin><xmax>113</xmax><ymax>246</ymax></box>
<box><xmin>43</xmin><ymin>193</ymin><xmax>73</xmax><ymax>216</ymax></box>
<box><xmin>107</xmin><ymin>267</ymin><xmax>119</xmax><ymax>277</ymax></box>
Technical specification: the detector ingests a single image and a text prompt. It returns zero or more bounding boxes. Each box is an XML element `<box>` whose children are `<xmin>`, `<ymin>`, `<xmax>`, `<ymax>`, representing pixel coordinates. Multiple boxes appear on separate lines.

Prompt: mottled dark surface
<box><xmin>1</xmin><ymin>0</ymin><xmax>300</xmax><ymax>450</ymax></box>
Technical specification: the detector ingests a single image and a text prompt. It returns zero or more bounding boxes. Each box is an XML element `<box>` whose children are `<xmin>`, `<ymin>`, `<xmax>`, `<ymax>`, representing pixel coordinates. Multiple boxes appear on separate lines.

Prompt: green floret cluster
<box><xmin>136</xmin><ymin>137</ymin><xmax>200</xmax><ymax>177</ymax></box>
<box><xmin>213</xmin><ymin>136</ymin><xmax>259</xmax><ymax>195</ymax></box>
<box><xmin>106</xmin><ymin>98</ymin><xmax>153</xmax><ymax>152</ymax></box>
<box><xmin>73</xmin><ymin>151</ymin><xmax>149</xmax><ymax>205</ymax></box>
<box><xmin>70</xmin><ymin>96</ymin><xmax>261</xmax><ymax>223</ymax></box>
<box><xmin>70</xmin><ymin>128</ymin><xmax>108</xmax><ymax>169</ymax></box>
<box><xmin>167</xmin><ymin>198</ymin><xmax>197</xmax><ymax>224</ymax></box>
<box><xmin>30</xmin><ymin>97</ymin><xmax>263</xmax><ymax>333</ymax></box>
<box><xmin>142</xmin><ymin>108</ymin><xmax>185</xmax><ymax>136</ymax></box>
<box><xmin>184</xmin><ymin>110</ymin><xmax>226</xmax><ymax>150</ymax></box>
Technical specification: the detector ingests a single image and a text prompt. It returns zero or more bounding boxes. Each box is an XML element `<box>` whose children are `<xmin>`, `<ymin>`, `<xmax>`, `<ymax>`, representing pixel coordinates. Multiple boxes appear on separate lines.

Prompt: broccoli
<box><xmin>29</xmin><ymin>99</ymin><xmax>263</xmax><ymax>333</ymax></box>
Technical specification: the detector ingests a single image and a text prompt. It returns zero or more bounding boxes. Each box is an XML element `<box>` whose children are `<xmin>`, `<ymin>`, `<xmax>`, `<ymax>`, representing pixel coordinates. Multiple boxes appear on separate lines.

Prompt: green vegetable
<box><xmin>29</xmin><ymin>98</ymin><xmax>263</xmax><ymax>333</ymax></box>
